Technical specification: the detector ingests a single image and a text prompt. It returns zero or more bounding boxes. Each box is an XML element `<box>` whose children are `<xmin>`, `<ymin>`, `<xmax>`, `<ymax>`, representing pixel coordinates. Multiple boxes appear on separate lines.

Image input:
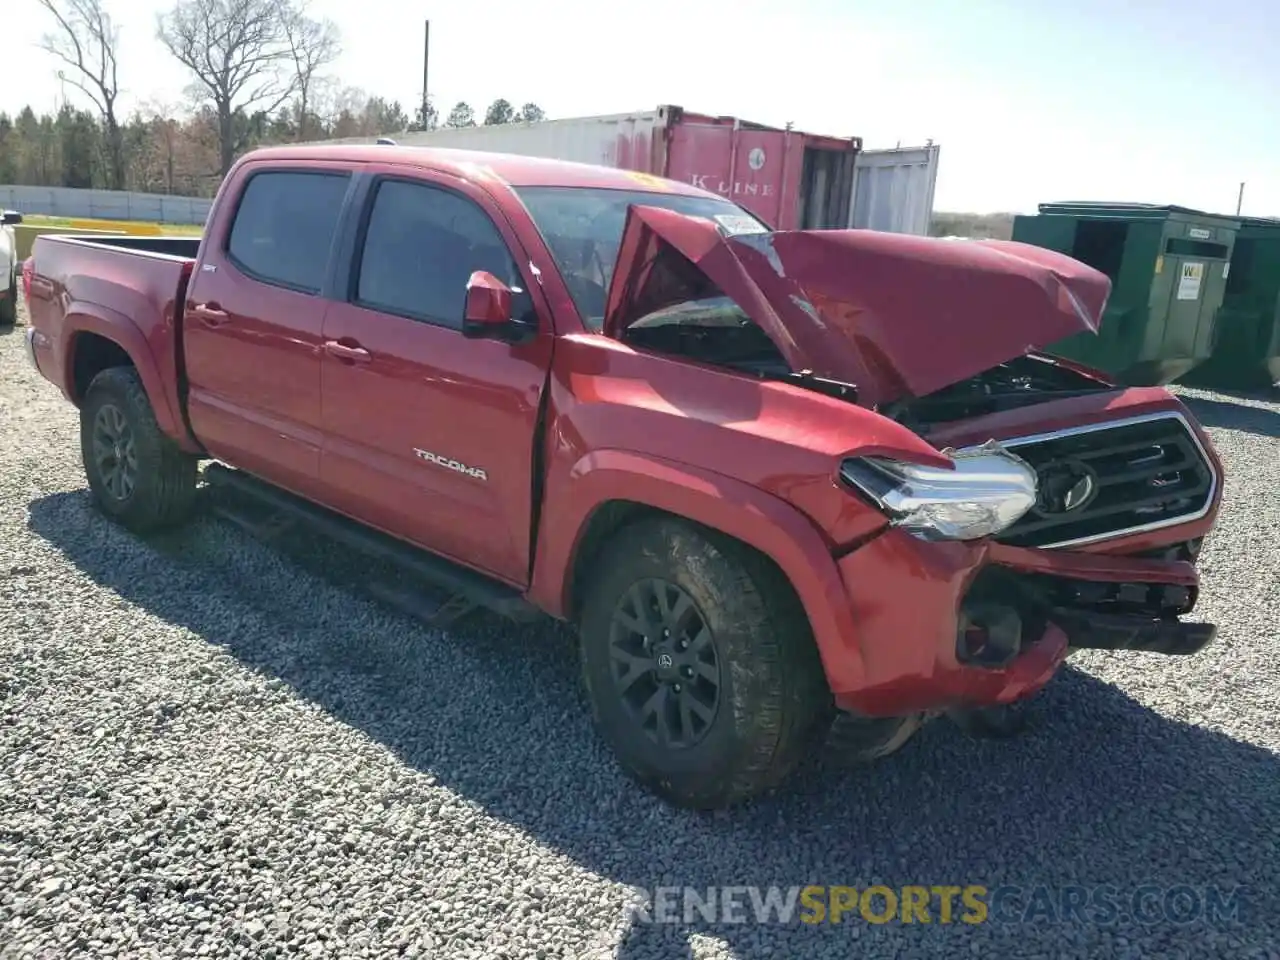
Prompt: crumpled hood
<box><xmin>602</xmin><ymin>205</ymin><xmax>1112</xmax><ymax>406</ymax></box>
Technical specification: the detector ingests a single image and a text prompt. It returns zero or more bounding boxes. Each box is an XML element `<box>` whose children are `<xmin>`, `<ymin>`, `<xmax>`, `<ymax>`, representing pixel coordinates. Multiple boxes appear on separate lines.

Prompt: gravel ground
<box><xmin>2</xmin><ymin>291</ymin><xmax>1279</xmax><ymax>960</ymax></box>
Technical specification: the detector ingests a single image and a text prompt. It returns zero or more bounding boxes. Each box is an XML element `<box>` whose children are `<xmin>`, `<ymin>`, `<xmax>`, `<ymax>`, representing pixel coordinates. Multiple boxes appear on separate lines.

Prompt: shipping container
<box><xmin>848</xmin><ymin>144</ymin><xmax>940</xmax><ymax>237</ymax></box>
<box><xmin>313</xmin><ymin>106</ymin><xmax>939</xmax><ymax>235</ymax></box>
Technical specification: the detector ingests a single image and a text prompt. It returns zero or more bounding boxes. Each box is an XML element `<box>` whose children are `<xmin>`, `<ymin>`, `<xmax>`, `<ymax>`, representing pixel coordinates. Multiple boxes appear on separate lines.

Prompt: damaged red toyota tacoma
<box><xmin>24</xmin><ymin>145</ymin><xmax>1222</xmax><ymax>809</ymax></box>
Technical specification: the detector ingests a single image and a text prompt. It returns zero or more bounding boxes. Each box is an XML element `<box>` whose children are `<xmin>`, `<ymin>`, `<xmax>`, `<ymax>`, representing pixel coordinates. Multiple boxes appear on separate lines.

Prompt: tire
<box><xmin>578</xmin><ymin>517</ymin><xmax>830</xmax><ymax>810</ymax></box>
<box><xmin>0</xmin><ymin>267</ymin><xmax>16</xmax><ymax>327</ymax></box>
<box><xmin>80</xmin><ymin>366</ymin><xmax>198</xmax><ymax>533</ymax></box>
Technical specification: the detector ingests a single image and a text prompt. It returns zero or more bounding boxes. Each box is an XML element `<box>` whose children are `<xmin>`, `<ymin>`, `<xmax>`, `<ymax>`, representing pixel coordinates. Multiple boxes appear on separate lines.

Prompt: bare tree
<box><xmin>281</xmin><ymin>3</ymin><xmax>340</xmax><ymax>142</ymax></box>
<box><xmin>138</xmin><ymin>99</ymin><xmax>185</xmax><ymax>193</ymax></box>
<box><xmin>37</xmin><ymin>0</ymin><xmax>126</xmax><ymax>189</ymax></box>
<box><xmin>156</xmin><ymin>0</ymin><xmax>299</xmax><ymax>177</ymax></box>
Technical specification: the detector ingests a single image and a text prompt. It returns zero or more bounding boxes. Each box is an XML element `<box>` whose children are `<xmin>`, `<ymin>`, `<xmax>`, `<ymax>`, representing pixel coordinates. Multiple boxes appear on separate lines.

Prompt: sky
<box><xmin>5</xmin><ymin>0</ymin><xmax>1279</xmax><ymax>215</ymax></box>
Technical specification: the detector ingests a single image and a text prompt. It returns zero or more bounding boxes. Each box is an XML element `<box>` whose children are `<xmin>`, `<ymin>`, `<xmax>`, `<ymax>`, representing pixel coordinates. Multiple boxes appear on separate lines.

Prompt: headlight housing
<box><xmin>840</xmin><ymin>440</ymin><xmax>1038</xmax><ymax>541</ymax></box>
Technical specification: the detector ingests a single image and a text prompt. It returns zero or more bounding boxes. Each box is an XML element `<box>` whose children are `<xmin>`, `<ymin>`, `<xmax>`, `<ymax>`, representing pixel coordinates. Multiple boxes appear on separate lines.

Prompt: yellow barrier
<box><xmin>14</xmin><ymin>224</ymin><xmax>129</xmax><ymax>260</ymax></box>
<box><xmin>20</xmin><ymin>215</ymin><xmax>203</xmax><ymax>239</ymax></box>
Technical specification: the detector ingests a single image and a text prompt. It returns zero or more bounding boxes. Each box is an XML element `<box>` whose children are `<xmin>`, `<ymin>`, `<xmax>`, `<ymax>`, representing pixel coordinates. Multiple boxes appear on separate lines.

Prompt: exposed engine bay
<box><xmin>623</xmin><ymin>302</ymin><xmax>1117</xmax><ymax>418</ymax></box>
<box><xmin>883</xmin><ymin>353</ymin><xmax>1118</xmax><ymax>428</ymax></box>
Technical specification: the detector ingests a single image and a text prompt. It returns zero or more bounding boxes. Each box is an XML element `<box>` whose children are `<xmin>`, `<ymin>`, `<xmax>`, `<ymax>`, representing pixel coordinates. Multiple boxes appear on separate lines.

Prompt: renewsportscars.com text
<box><xmin>627</xmin><ymin>884</ymin><xmax>1247</xmax><ymax>926</ymax></box>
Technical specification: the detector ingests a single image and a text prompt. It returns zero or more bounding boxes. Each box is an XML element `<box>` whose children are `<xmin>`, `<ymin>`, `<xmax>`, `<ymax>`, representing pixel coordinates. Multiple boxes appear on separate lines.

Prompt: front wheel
<box><xmin>578</xmin><ymin>518</ymin><xmax>830</xmax><ymax>810</ymax></box>
<box><xmin>80</xmin><ymin>366</ymin><xmax>198</xmax><ymax>533</ymax></box>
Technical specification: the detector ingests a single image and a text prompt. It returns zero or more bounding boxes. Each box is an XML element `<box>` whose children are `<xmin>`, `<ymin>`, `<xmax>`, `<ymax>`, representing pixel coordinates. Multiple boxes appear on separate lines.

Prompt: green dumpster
<box><xmin>1180</xmin><ymin>216</ymin><xmax>1280</xmax><ymax>390</ymax></box>
<box><xmin>1011</xmin><ymin>202</ymin><xmax>1241</xmax><ymax>385</ymax></box>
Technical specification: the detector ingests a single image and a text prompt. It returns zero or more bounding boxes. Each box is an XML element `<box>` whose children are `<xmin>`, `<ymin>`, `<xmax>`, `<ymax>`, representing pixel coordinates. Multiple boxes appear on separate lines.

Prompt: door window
<box><xmin>226</xmin><ymin>170</ymin><xmax>351</xmax><ymax>293</ymax></box>
<box><xmin>354</xmin><ymin>179</ymin><xmax>530</xmax><ymax>329</ymax></box>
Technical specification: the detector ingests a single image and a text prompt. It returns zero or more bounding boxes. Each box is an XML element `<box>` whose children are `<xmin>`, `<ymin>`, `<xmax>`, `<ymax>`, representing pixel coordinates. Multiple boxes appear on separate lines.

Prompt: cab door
<box><xmin>184</xmin><ymin>163</ymin><xmax>354</xmax><ymax>496</ymax></box>
<box><xmin>317</xmin><ymin>169</ymin><xmax>554</xmax><ymax>585</ymax></box>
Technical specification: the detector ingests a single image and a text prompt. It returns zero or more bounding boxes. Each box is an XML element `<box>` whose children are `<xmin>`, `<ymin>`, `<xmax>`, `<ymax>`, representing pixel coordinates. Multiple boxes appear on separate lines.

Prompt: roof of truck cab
<box><xmin>240</xmin><ymin>144</ymin><xmax>719</xmax><ymax>197</ymax></box>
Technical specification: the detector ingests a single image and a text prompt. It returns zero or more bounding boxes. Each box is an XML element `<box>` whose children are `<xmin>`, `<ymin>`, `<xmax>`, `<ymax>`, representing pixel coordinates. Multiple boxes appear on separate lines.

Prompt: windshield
<box><xmin>514</xmin><ymin>186</ymin><xmax>767</xmax><ymax>330</ymax></box>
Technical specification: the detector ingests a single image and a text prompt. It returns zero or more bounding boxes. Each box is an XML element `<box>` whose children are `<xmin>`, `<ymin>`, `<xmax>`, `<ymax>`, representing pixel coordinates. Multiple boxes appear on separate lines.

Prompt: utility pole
<box><xmin>421</xmin><ymin>20</ymin><xmax>430</xmax><ymax>130</ymax></box>
<box><xmin>1236</xmin><ymin>181</ymin><xmax>1245</xmax><ymax>216</ymax></box>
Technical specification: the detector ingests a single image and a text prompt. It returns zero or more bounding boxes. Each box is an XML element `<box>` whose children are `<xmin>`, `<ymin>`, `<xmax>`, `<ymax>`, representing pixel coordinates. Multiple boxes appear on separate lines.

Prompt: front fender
<box><xmin>529</xmin><ymin>448</ymin><xmax>866</xmax><ymax>696</ymax></box>
<box><xmin>61</xmin><ymin>304</ymin><xmax>193</xmax><ymax>450</ymax></box>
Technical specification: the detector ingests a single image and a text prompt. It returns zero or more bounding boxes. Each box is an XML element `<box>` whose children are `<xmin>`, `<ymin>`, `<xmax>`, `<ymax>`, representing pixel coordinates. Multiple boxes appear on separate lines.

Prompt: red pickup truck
<box><xmin>25</xmin><ymin>145</ymin><xmax>1222</xmax><ymax>809</ymax></box>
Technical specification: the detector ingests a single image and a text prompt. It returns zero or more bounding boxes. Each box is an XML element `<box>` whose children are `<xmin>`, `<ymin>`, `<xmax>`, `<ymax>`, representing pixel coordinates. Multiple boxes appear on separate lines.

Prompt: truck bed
<box><xmin>27</xmin><ymin>233</ymin><xmax>201</xmax><ymax>441</ymax></box>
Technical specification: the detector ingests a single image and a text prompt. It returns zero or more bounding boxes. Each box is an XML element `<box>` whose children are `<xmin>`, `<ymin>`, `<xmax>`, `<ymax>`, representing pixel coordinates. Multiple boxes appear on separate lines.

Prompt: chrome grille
<box><xmin>993</xmin><ymin>413</ymin><xmax>1216</xmax><ymax>549</ymax></box>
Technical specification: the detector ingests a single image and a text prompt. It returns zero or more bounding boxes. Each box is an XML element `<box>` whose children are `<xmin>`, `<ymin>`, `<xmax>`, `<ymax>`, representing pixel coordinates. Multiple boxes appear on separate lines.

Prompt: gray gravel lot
<box><xmin>2</xmin><ymin>291</ymin><xmax>1278</xmax><ymax>959</ymax></box>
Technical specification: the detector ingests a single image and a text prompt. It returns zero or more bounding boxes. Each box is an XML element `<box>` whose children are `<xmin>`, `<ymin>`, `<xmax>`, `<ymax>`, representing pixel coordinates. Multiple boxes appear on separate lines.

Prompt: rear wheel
<box><xmin>0</xmin><ymin>267</ymin><xmax>16</xmax><ymax>327</ymax></box>
<box><xmin>80</xmin><ymin>366</ymin><xmax>198</xmax><ymax>533</ymax></box>
<box><xmin>579</xmin><ymin>518</ymin><xmax>830</xmax><ymax>810</ymax></box>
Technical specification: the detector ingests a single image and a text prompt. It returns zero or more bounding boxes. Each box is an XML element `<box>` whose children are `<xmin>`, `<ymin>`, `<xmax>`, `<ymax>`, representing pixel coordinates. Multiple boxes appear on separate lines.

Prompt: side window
<box><xmin>226</xmin><ymin>171</ymin><xmax>350</xmax><ymax>293</ymax></box>
<box><xmin>355</xmin><ymin>179</ymin><xmax>530</xmax><ymax>329</ymax></box>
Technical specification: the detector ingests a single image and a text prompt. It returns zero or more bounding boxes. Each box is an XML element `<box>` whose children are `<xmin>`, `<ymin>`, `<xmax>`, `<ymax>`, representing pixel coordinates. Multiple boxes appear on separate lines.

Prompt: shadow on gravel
<box><xmin>28</xmin><ymin>490</ymin><xmax>1279</xmax><ymax>959</ymax></box>
<box><xmin>1182</xmin><ymin>395</ymin><xmax>1280</xmax><ymax>439</ymax></box>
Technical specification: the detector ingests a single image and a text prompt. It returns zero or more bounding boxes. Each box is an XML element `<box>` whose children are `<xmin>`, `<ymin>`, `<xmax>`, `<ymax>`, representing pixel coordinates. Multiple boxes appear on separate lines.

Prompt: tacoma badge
<box><xmin>413</xmin><ymin>448</ymin><xmax>488</xmax><ymax>481</ymax></box>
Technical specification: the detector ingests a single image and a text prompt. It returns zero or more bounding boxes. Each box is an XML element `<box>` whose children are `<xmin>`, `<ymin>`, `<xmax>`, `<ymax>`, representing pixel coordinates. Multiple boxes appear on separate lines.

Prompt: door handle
<box><xmin>192</xmin><ymin>302</ymin><xmax>228</xmax><ymax>326</ymax></box>
<box><xmin>323</xmin><ymin>340</ymin><xmax>371</xmax><ymax>363</ymax></box>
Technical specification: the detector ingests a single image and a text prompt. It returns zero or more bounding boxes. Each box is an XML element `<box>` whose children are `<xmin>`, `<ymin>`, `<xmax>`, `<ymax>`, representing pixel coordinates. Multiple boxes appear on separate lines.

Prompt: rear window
<box><xmin>227</xmin><ymin>171</ymin><xmax>351</xmax><ymax>293</ymax></box>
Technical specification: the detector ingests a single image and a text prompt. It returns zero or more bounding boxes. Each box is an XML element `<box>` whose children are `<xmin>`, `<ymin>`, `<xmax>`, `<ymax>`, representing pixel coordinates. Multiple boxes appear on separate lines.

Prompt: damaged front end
<box><xmin>957</xmin><ymin>547</ymin><xmax>1215</xmax><ymax>670</ymax></box>
<box><xmin>831</xmin><ymin>401</ymin><xmax>1222</xmax><ymax>718</ymax></box>
<box><xmin>598</xmin><ymin>202</ymin><xmax>1223</xmax><ymax>719</ymax></box>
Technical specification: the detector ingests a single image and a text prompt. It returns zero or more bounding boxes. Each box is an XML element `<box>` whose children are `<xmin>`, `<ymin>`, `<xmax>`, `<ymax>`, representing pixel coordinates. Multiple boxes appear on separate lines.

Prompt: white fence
<box><xmin>0</xmin><ymin>185</ymin><xmax>212</xmax><ymax>225</ymax></box>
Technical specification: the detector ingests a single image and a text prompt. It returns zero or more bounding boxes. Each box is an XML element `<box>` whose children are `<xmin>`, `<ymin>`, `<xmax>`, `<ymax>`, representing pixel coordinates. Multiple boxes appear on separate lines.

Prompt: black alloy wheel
<box><xmin>90</xmin><ymin>402</ymin><xmax>138</xmax><ymax>502</ymax></box>
<box><xmin>607</xmin><ymin>578</ymin><xmax>721</xmax><ymax>749</ymax></box>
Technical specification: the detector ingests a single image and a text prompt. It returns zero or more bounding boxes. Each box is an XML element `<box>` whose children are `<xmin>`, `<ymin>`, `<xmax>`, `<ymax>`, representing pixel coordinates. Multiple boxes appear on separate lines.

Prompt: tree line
<box><xmin>0</xmin><ymin>0</ymin><xmax>546</xmax><ymax>198</ymax></box>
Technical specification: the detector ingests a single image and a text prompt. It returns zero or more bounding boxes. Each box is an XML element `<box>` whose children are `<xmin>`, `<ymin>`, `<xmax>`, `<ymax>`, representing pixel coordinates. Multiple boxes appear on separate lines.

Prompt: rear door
<box><xmin>184</xmin><ymin>163</ymin><xmax>353</xmax><ymax>495</ymax></box>
<box><xmin>318</xmin><ymin>168</ymin><xmax>553</xmax><ymax>585</ymax></box>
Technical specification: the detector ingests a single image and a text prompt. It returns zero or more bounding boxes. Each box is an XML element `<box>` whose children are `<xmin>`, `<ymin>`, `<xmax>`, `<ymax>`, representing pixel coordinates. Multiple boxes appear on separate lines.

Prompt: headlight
<box><xmin>840</xmin><ymin>440</ymin><xmax>1038</xmax><ymax>541</ymax></box>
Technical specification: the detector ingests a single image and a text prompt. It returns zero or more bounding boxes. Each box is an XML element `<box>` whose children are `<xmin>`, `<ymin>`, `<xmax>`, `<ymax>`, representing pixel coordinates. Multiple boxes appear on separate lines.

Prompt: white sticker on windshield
<box><xmin>714</xmin><ymin>214</ymin><xmax>768</xmax><ymax>236</ymax></box>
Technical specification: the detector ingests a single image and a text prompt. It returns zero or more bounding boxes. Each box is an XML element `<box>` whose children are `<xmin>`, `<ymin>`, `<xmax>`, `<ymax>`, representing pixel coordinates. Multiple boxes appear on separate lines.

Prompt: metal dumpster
<box><xmin>1181</xmin><ymin>216</ymin><xmax>1280</xmax><ymax>390</ymax></box>
<box><xmin>1011</xmin><ymin>202</ymin><xmax>1241</xmax><ymax>385</ymax></box>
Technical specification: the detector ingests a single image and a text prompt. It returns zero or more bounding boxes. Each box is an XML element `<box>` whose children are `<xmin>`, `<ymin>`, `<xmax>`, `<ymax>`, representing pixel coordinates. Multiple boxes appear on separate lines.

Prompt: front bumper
<box><xmin>828</xmin><ymin>527</ymin><xmax>1215</xmax><ymax>717</ymax></box>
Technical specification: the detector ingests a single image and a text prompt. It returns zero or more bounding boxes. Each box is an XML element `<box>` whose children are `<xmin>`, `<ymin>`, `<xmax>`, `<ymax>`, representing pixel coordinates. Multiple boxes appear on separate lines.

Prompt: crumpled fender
<box><xmin>60</xmin><ymin>302</ymin><xmax>194</xmax><ymax>450</ymax></box>
<box><xmin>529</xmin><ymin>448</ymin><xmax>865</xmax><ymax>692</ymax></box>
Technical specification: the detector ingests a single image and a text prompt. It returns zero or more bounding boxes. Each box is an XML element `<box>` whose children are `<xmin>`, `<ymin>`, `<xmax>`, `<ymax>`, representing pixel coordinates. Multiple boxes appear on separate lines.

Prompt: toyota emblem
<box><xmin>1034</xmin><ymin>461</ymin><xmax>1100</xmax><ymax>516</ymax></box>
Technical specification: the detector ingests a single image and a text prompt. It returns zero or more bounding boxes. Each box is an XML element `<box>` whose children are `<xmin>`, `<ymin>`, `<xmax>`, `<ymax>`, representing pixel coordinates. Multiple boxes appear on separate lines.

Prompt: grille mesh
<box><xmin>995</xmin><ymin>415</ymin><xmax>1215</xmax><ymax>548</ymax></box>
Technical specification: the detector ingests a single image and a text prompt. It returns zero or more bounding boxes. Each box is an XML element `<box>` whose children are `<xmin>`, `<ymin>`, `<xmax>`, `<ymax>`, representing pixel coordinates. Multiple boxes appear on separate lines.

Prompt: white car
<box><xmin>1</xmin><ymin>209</ymin><xmax>24</xmax><ymax>327</ymax></box>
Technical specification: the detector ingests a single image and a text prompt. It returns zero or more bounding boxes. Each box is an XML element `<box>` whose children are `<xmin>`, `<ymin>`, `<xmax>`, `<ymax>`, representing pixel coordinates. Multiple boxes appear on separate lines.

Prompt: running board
<box><xmin>203</xmin><ymin>464</ymin><xmax>542</xmax><ymax>625</ymax></box>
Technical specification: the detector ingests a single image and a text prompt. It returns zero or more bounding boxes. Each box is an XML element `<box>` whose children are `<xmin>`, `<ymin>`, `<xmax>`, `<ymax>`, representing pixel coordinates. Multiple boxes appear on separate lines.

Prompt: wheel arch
<box><xmin>530</xmin><ymin>449</ymin><xmax>865</xmax><ymax>692</ymax></box>
<box><xmin>61</xmin><ymin>307</ymin><xmax>194</xmax><ymax>451</ymax></box>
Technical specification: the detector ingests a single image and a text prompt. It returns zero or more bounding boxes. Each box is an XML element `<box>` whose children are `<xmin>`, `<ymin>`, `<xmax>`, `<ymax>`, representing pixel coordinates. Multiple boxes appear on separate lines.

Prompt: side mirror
<box><xmin>462</xmin><ymin>270</ymin><xmax>534</xmax><ymax>343</ymax></box>
<box><xmin>1</xmin><ymin>211</ymin><xmax>23</xmax><ymax>226</ymax></box>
